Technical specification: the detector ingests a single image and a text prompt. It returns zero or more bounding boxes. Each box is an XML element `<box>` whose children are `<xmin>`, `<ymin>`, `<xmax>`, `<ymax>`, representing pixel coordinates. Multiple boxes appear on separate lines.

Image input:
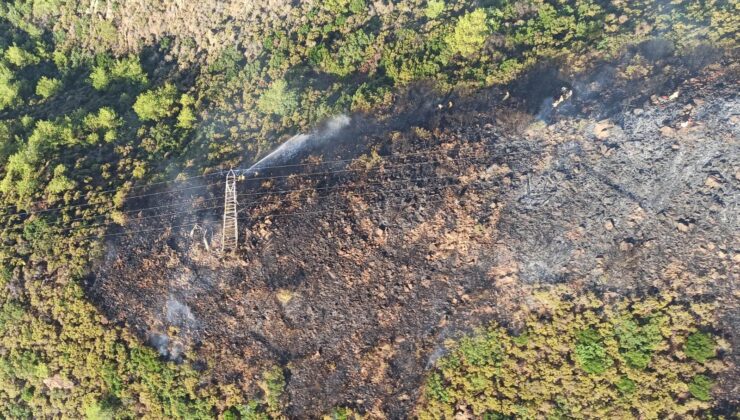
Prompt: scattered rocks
<box><xmin>660</xmin><ymin>126</ymin><xmax>676</xmax><ymax>136</ymax></box>
<box><xmin>593</xmin><ymin>119</ymin><xmax>613</xmax><ymax>139</ymax></box>
<box><xmin>705</xmin><ymin>176</ymin><xmax>723</xmax><ymax>189</ymax></box>
<box><xmin>43</xmin><ymin>375</ymin><xmax>74</xmax><ymax>390</ymax></box>
<box><xmin>675</xmin><ymin>219</ymin><xmax>692</xmax><ymax>232</ymax></box>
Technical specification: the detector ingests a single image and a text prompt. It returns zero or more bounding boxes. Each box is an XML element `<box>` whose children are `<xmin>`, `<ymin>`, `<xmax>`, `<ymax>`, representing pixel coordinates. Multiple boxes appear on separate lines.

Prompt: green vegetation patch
<box><xmin>685</xmin><ymin>332</ymin><xmax>716</xmax><ymax>363</ymax></box>
<box><xmin>575</xmin><ymin>328</ymin><xmax>612</xmax><ymax>374</ymax></box>
<box><xmin>615</xmin><ymin>317</ymin><xmax>663</xmax><ymax>369</ymax></box>
<box><xmin>688</xmin><ymin>374</ymin><xmax>713</xmax><ymax>401</ymax></box>
<box><xmin>418</xmin><ymin>288</ymin><xmax>727</xmax><ymax>419</ymax></box>
<box><xmin>35</xmin><ymin>76</ymin><xmax>61</xmax><ymax>99</ymax></box>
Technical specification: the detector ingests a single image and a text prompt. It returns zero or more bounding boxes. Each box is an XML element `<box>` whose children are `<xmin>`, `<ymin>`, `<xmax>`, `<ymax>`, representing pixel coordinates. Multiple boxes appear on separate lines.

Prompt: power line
<box><xmin>0</xmin><ymin>141</ymin><xmax>529</xmax><ymax>221</ymax></box>
<box><xmin>0</xmin><ymin>147</ymin><xmax>508</xmax><ymax>223</ymax></box>
<box><xmin>9</xmin><ymin>169</ymin><xmax>472</xmax><ymax>237</ymax></box>
<box><xmin>0</xmin><ymin>180</ymin><xmax>223</xmax><ymax>220</ymax></box>
<box><xmin>0</xmin><ymin>146</ymin><xmax>439</xmax><ymax>215</ymax></box>
<box><xmin>0</xmin><ymin>145</ymin><xmax>444</xmax><ymax>213</ymax></box>
<box><xmin>0</xmin><ymin>151</ymin><xmax>523</xmax><ymax>241</ymax></box>
<box><xmin>0</xmin><ymin>171</ymin><xmax>225</xmax><ymax>213</ymax></box>
<box><xmin>2</xmin><ymin>143</ymin><xmax>538</xmax><ymax>240</ymax></box>
<box><xmin>235</xmin><ymin>145</ymin><xmax>473</xmax><ymax>173</ymax></box>
<box><xmin>52</xmin><ymin>204</ymin><xmax>225</xmax><ymax>236</ymax></box>
<box><xmin>253</xmin><ymin>194</ymin><xmax>454</xmax><ymax>220</ymax></box>
<box><xmin>59</xmin><ymin>194</ymin><xmax>225</xmax><ymax>225</ymax></box>
<box><xmin>71</xmin><ymin>180</ymin><xmax>482</xmax><ymax>243</ymax></box>
<box><xmin>236</xmin><ymin>172</ymin><xmax>471</xmax><ymax>215</ymax></box>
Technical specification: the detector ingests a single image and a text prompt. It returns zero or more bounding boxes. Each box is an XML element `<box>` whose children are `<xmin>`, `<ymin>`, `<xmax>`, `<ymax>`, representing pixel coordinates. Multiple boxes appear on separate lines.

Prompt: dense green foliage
<box><xmin>418</xmin><ymin>287</ymin><xmax>728</xmax><ymax>418</ymax></box>
<box><xmin>574</xmin><ymin>328</ymin><xmax>612</xmax><ymax>374</ymax></box>
<box><xmin>34</xmin><ymin>76</ymin><xmax>61</xmax><ymax>98</ymax></box>
<box><xmin>685</xmin><ymin>332</ymin><xmax>717</xmax><ymax>364</ymax></box>
<box><xmin>257</xmin><ymin>80</ymin><xmax>298</xmax><ymax>117</ymax></box>
<box><xmin>0</xmin><ymin>0</ymin><xmax>735</xmax><ymax>417</ymax></box>
<box><xmin>688</xmin><ymin>374</ymin><xmax>713</xmax><ymax>402</ymax></box>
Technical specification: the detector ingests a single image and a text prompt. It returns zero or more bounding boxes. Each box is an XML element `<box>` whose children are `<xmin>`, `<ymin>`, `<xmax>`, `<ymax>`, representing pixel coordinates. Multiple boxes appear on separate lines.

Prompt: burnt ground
<box><xmin>89</xmin><ymin>48</ymin><xmax>739</xmax><ymax>417</ymax></box>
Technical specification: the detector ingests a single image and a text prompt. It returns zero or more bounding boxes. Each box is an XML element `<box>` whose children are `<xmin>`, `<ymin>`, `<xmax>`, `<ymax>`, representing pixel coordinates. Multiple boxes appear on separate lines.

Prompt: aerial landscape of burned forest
<box><xmin>0</xmin><ymin>0</ymin><xmax>738</xmax><ymax>419</ymax></box>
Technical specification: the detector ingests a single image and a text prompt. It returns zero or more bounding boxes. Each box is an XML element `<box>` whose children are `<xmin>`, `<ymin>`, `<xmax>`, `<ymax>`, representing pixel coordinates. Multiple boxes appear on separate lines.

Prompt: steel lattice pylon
<box><xmin>221</xmin><ymin>169</ymin><xmax>238</xmax><ymax>252</ymax></box>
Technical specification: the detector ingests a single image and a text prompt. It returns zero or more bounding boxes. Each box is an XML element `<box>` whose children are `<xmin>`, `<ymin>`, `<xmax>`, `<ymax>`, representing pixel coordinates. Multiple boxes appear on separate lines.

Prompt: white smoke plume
<box><xmin>245</xmin><ymin>114</ymin><xmax>351</xmax><ymax>174</ymax></box>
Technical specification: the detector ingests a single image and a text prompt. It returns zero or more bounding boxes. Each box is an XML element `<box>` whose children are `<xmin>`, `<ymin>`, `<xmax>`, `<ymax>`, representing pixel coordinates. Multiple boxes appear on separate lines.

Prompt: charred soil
<box><xmin>90</xmin><ymin>55</ymin><xmax>739</xmax><ymax>416</ymax></box>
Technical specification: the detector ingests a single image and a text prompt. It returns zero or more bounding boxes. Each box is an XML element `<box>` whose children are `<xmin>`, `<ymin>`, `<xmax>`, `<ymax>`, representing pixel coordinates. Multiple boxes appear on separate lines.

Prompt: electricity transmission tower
<box><xmin>221</xmin><ymin>169</ymin><xmax>238</xmax><ymax>252</ymax></box>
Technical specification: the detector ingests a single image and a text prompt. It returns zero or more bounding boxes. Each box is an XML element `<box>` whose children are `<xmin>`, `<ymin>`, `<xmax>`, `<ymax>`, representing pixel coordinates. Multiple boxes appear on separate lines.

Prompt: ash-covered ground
<box><xmin>90</xmin><ymin>49</ymin><xmax>739</xmax><ymax>417</ymax></box>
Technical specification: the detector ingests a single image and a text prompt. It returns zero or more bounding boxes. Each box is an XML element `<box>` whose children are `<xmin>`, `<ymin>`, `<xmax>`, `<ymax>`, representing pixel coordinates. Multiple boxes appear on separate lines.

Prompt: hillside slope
<box><xmin>94</xmin><ymin>57</ymin><xmax>739</xmax><ymax>417</ymax></box>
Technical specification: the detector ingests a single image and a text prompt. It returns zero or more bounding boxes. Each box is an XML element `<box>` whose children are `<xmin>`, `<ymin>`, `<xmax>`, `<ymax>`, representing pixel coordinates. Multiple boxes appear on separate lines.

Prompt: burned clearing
<box><xmin>90</xmin><ymin>59</ymin><xmax>739</xmax><ymax>416</ymax></box>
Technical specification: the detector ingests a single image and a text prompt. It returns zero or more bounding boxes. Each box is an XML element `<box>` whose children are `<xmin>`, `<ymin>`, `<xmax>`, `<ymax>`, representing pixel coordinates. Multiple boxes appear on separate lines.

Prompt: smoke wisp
<box><xmin>245</xmin><ymin>114</ymin><xmax>351</xmax><ymax>175</ymax></box>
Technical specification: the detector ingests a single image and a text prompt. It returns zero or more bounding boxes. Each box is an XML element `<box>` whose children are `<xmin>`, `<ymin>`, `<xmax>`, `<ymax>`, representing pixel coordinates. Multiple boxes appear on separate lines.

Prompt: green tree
<box><xmin>1</xmin><ymin>121</ymin><xmax>73</xmax><ymax>204</ymax></box>
<box><xmin>615</xmin><ymin>317</ymin><xmax>662</xmax><ymax>369</ymax></box>
<box><xmin>426</xmin><ymin>372</ymin><xmax>450</xmax><ymax>402</ymax></box>
<box><xmin>257</xmin><ymin>80</ymin><xmax>297</xmax><ymax>116</ymax></box>
<box><xmin>133</xmin><ymin>84</ymin><xmax>178</xmax><ymax>121</ymax></box>
<box><xmin>445</xmin><ymin>9</ymin><xmax>488</xmax><ymax>56</ymax></box>
<box><xmin>177</xmin><ymin>107</ymin><xmax>196</xmax><ymax>129</ymax></box>
<box><xmin>0</xmin><ymin>122</ymin><xmax>14</xmax><ymax>163</ymax></box>
<box><xmin>90</xmin><ymin>65</ymin><xmax>110</xmax><ymax>90</ymax></box>
<box><xmin>616</xmin><ymin>377</ymin><xmax>636</xmax><ymax>395</ymax></box>
<box><xmin>5</xmin><ymin>45</ymin><xmax>40</xmax><ymax>67</ymax></box>
<box><xmin>35</xmin><ymin>76</ymin><xmax>62</xmax><ymax>99</ymax></box>
<box><xmin>348</xmin><ymin>0</ymin><xmax>365</xmax><ymax>14</ymax></box>
<box><xmin>110</xmin><ymin>56</ymin><xmax>148</xmax><ymax>86</ymax></box>
<box><xmin>574</xmin><ymin>328</ymin><xmax>612</xmax><ymax>374</ymax></box>
<box><xmin>45</xmin><ymin>164</ymin><xmax>75</xmax><ymax>196</ymax></box>
<box><xmin>84</xmin><ymin>107</ymin><xmax>120</xmax><ymax>131</ymax></box>
<box><xmin>0</xmin><ymin>152</ymin><xmax>36</xmax><ymax>202</ymax></box>
<box><xmin>260</xmin><ymin>366</ymin><xmax>285</xmax><ymax>417</ymax></box>
<box><xmin>425</xmin><ymin>0</ymin><xmax>445</xmax><ymax>19</ymax></box>
<box><xmin>688</xmin><ymin>374</ymin><xmax>713</xmax><ymax>401</ymax></box>
<box><xmin>684</xmin><ymin>332</ymin><xmax>715</xmax><ymax>363</ymax></box>
<box><xmin>90</xmin><ymin>56</ymin><xmax>147</xmax><ymax>91</ymax></box>
<box><xmin>0</xmin><ymin>64</ymin><xmax>20</xmax><ymax>111</ymax></box>
<box><xmin>31</xmin><ymin>0</ymin><xmax>62</xmax><ymax>20</ymax></box>
<box><xmin>176</xmin><ymin>94</ymin><xmax>196</xmax><ymax>129</ymax></box>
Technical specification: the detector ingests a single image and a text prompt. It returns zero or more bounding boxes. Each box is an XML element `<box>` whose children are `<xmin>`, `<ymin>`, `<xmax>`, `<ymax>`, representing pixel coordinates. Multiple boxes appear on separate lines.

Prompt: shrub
<box><xmin>615</xmin><ymin>317</ymin><xmax>662</xmax><ymax>369</ymax></box>
<box><xmin>616</xmin><ymin>377</ymin><xmax>636</xmax><ymax>395</ymax></box>
<box><xmin>688</xmin><ymin>375</ymin><xmax>712</xmax><ymax>401</ymax></box>
<box><xmin>684</xmin><ymin>332</ymin><xmax>715</xmax><ymax>363</ymax></box>
<box><xmin>418</xmin><ymin>289</ymin><xmax>729</xmax><ymax>418</ymax></box>
<box><xmin>575</xmin><ymin>328</ymin><xmax>612</xmax><ymax>374</ymax></box>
